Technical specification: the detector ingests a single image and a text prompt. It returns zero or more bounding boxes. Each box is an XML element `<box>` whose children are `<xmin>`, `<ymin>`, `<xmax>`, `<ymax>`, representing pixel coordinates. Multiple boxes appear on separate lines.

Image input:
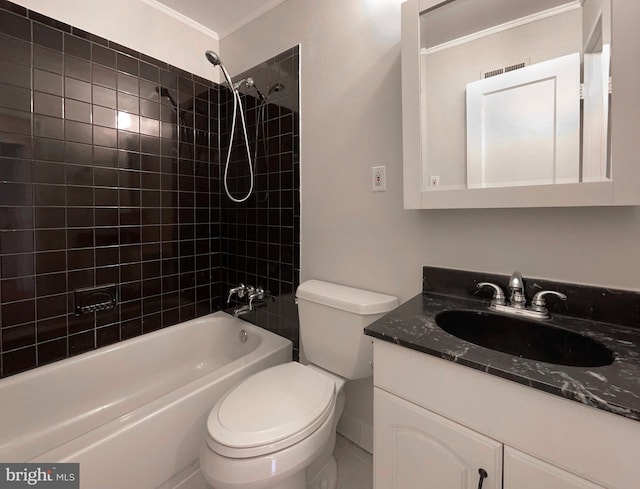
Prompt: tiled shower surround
<box><xmin>0</xmin><ymin>0</ymin><xmax>300</xmax><ymax>377</ymax></box>
<box><xmin>219</xmin><ymin>49</ymin><xmax>301</xmax><ymax>357</ymax></box>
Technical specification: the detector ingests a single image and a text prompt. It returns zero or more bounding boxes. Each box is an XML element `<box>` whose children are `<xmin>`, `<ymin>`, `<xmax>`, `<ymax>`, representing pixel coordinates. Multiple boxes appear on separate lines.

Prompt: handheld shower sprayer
<box><xmin>205</xmin><ymin>50</ymin><xmax>254</xmax><ymax>203</ymax></box>
<box><xmin>205</xmin><ymin>50</ymin><xmax>221</xmax><ymax>66</ymax></box>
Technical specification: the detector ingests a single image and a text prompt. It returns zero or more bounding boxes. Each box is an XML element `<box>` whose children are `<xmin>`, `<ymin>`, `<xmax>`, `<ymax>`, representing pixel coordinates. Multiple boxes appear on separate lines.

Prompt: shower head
<box><xmin>205</xmin><ymin>50</ymin><xmax>222</xmax><ymax>66</ymax></box>
<box><xmin>205</xmin><ymin>49</ymin><xmax>237</xmax><ymax>97</ymax></box>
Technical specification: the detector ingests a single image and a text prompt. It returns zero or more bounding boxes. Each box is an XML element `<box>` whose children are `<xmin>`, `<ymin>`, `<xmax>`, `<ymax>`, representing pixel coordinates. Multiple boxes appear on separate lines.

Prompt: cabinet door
<box><xmin>374</xmin><ymin>388</ymin><xmax>502</xmax><ymax>489</ymax></box>
<box><xmin>504</xmin><ymin>447</ymin><xmax>607</xmax><ymax>489</ymax></box>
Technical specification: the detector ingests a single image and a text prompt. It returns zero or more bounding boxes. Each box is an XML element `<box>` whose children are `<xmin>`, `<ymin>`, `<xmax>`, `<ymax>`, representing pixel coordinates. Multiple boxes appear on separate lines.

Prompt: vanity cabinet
<box><xmin>504</xmin><ymin>447</ymin><xmax>605</xmax><ymax>489</ymax></box>
<box><xmin>375</xmin><ymin>388</ymin><xmax>603</xmax><ymax>489</ymax></box>
<box><xmin>372</xmin><ymin>339</ymin><xmax>639</xmax><ymax>489</ymax></box>
<box><xmin>375</xmin><ymin>388</ymin><xmax>501</xmax><ymax>489</ymax></box>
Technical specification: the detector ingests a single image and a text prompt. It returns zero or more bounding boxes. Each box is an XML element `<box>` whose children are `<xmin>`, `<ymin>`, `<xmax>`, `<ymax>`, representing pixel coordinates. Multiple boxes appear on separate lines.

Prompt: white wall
<box><xmin>220</xmin><ymin>0</ymin><xmax>427</xmax><ymax>300</ymax></box>
<box><xmin>221</xmin><ymin>0</ymin><xmax>640</xmax><ymax>453</ymax></box>
<box><xmin>11</xmin><ymin>0</ymin><xmax>220</xmax><ymax>83</ymax></box>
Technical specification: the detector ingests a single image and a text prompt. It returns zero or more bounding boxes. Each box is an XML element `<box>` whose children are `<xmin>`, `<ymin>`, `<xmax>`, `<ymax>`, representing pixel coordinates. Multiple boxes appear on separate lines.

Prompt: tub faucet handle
<box><xmin>227</xmin><ymin>283</ymin><xmax>247</xmax><ymax>303</ymax></box>
<box><xmin>248</xmin><ymin>287</ymin><xmax>265</xmax><ymax>310</ymax></box>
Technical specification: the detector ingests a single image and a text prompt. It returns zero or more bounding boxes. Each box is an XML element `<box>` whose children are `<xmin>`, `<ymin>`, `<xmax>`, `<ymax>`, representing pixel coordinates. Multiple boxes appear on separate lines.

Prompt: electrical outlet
<box><xmin>372</xmin><ymin>166</ymin><xmax>386</xmax><ymax>192</ymax></box>
<box><xmin>430</xmin><ymin>175</ymin><xmax>440</xmax><ymax>187</ymax></box>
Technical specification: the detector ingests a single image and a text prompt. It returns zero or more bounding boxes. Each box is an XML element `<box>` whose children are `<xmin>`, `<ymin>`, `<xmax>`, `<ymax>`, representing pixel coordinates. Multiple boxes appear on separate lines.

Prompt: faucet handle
<box><xmin>248</xmin><ymin>287</ymin><xmax>265</xmax><ymax>309</ymax></box>
<box><xmin>531</xmin><ymin>290</ymin><xmax>567</xmax><ymax>314</ymax></box>
<box><xmin>227</xmin><ymin>283</ymin><xmax>246</xmax><ymax>303</ymax></box>
<box><xmin>477</xmin><ymin>282</ymin><xmax>506</xmax><ymax>306</ymax></box>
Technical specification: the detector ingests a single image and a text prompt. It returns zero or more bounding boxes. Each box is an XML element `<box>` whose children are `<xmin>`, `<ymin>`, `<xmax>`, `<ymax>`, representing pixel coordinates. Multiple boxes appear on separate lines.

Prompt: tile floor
<box><xmin>189</xmin><ymin>434</ymin><xmax>373</xmax><ymax>489</ymax></box>
<box><xmin>335</xmin><ymin>434</ymin><xmax>373</xmax><ymax>489</ymax></box>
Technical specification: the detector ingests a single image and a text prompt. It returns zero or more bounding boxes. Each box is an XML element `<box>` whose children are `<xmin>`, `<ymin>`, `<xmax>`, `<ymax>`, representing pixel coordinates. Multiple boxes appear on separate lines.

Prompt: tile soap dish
<box><xmin>74</xmin><ymin>284</ymin><xmax>118</xmax><ymax>315</ymax></box>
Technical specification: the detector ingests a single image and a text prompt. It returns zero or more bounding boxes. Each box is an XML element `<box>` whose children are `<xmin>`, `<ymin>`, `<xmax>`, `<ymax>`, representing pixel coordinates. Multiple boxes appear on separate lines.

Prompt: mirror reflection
<box><xmin>420</xmin><ymin>0</ymin><xmax>611</xmax><ymax>191</ymax></box>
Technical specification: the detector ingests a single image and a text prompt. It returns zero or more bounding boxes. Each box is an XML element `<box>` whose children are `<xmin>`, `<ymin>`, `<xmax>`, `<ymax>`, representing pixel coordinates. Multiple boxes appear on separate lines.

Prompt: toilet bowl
<box><xmin>200</xmin><ymin>280</ymin><xmax>398</xmax><ymax>489</ymax></box>
<box><xmin>200</xmin><ymin>362</ymin><xmax>345</xmax><ymax>489</ymax></box>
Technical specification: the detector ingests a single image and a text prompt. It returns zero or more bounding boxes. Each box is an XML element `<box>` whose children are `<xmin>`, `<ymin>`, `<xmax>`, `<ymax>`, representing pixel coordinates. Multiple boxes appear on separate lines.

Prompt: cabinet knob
<box><xmin>477</xmin><ymin>468</ymin><xmax>488</xmax><ymax>489</ymax></box>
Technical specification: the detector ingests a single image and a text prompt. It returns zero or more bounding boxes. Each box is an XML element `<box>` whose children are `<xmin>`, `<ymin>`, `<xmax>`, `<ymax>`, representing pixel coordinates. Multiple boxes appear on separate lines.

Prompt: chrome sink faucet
<box><xmin>477</xmin><ymin>271</ymin><xmax>567</xmax><ymax>319</ymax></box>
<box><xmin>508</xmin><ymin>271</ymin><xmax>526</xmax><ymax>309</ymax></box>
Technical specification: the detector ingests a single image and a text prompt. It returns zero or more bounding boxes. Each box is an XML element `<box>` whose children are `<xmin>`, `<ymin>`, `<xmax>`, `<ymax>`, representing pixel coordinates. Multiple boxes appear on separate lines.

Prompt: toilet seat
<box><xmin>206</xmin><ymin>362</ymin><xmax>336</xmax><ymax>458</ymax></box>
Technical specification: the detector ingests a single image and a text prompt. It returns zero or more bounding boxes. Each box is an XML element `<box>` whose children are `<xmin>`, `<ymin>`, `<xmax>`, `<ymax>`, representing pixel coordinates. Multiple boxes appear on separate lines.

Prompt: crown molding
<box><xmin>423</xmin><ymin>0</ymin><xmax>581</xmax><ymax>55</ymax></box>
<box><xmin>138</xmin><ymin>0</ymin><xmax>220</xmax><ymax>40</ymax></box>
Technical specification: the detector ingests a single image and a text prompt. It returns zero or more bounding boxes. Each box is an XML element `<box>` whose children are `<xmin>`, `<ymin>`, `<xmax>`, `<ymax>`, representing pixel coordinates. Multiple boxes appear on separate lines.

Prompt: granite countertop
<box><xmin>365</xmin><ymin>292</ymin><xmax>640</xmax><ymax>422</ymax></box>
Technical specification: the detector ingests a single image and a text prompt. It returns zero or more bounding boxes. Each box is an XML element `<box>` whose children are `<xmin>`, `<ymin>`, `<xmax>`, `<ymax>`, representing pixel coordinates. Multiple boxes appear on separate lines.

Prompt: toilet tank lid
<box><xmin>296</xmin><ymin>280</ymin><xmax>398</xmax><ymax>315</ymax></box>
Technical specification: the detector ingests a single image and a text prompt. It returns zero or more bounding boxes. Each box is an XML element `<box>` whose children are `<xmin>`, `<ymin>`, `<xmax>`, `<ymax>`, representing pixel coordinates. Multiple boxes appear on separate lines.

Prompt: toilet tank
<box><xmin>296</xmin><ymin>280</ymin><xmax>398</xmax><ymax>380</ymax></box>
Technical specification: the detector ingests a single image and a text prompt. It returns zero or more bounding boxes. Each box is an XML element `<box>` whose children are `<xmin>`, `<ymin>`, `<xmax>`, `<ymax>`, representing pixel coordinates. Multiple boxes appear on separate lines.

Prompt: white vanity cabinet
<box><xmin>375</xmin><ymin>387</ymin><xmax>603</xmax><ymax>489</ymax></box>
<box><xmin>504</xmin><ymin>447</ymin><xmax>605</xmax><ymax>489</ymax></box>
<box><xmin>373</xmin><ymin>340</ymin><xmax>639</xmax><ymax>489</ymax></box>
<box><xmin>375</xmin><ymin>388</ymin><xmax>501</xmax><ymax>489</ymax></box>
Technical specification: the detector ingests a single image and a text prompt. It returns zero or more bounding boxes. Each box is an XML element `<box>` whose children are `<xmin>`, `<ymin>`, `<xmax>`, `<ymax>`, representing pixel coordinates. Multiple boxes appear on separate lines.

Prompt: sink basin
<box><xmin>435</xmin><ymin>310</ymin><xmax>614</xmax><ymax>367</ymax></box>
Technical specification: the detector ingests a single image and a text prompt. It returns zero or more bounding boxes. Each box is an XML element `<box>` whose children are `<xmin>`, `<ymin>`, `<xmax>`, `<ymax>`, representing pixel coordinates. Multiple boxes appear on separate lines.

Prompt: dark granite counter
<box><xmin>365</xmin><ymin>292</ymin><xmax>640</xmax><ymax>422</ymax></box>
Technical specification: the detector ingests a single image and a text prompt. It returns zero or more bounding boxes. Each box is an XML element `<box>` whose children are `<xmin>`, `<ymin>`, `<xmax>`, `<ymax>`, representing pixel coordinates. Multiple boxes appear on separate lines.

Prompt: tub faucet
<box><xmin>233</xmin><ymin>304</ymin><xmax>252</xmax><ymax>317</ymax></box>
<box><xmin>232</xmin><ymin>287</ymin><xmax>272</xmax><ymax>317</ymax></box>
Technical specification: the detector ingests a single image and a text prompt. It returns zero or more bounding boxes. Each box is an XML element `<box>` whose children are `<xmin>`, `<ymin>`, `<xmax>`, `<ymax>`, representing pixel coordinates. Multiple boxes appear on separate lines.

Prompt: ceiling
<box><xmin>153</xmin><ymin>0</ymin><xmax>285</xmax><ymax>39</ymax></box>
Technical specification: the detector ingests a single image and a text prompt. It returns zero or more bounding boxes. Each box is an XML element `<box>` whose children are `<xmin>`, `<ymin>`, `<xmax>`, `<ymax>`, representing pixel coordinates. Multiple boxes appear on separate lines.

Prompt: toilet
<box><xmin>199</xmin><ymin>280</ymin><xmax>398</xmax><ymax>489</ymax></box>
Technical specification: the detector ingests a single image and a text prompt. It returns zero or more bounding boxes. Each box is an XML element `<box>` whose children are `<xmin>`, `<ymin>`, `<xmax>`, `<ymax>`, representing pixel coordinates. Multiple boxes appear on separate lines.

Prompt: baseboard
<box><xmin>337</xmin><ymin>412</ymin><xmax>373</xmax><ymax>454</ymax></box>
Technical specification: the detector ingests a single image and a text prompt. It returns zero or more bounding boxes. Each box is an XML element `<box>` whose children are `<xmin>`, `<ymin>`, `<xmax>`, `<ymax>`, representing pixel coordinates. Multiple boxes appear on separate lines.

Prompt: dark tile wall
<box><xmin>219</xmin><ymin>47</ymin><xmax>301</xmax><ymax>358</ymax></box>
<box><xmin>0</xmin><ymin>1</ymin><xmax>222</xmax><ymax>377</ymax></box>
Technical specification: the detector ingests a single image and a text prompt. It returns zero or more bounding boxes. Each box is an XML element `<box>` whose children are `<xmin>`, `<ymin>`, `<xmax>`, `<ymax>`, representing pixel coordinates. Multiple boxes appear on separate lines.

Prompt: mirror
<box><xmin>420</xmin><ymin>0</ymin><xmax>611</xmax><ymax>192</ymax></box>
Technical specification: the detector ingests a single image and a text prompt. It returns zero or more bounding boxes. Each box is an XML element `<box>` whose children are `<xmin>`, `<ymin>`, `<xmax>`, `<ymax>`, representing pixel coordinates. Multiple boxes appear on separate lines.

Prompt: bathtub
<box><xmin>0</xmin><ymin>311</ymin><xmax>292</xmax><ymax>489</ymax></box>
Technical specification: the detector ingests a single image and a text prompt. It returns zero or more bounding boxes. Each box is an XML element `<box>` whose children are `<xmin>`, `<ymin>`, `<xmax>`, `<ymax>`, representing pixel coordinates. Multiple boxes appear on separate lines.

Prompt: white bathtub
<box><xmin>0</xmin><ymin>311</ymin><xmax>292</xmax><ymax>489</ymax></box>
